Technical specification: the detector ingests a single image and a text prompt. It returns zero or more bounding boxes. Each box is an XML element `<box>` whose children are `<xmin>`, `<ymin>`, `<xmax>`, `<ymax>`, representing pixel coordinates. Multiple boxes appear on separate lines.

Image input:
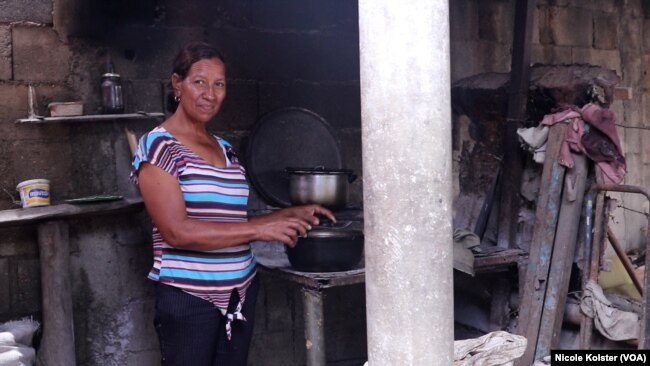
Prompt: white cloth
<box><xmin>517</xmin><ymin>125</ymin><xmax>549</xmax><ymax>163</ymax></box>
<box><xmin>580</xmin><ymin>280</ymin><xmax>639</xmax><ymax>341</ymax></box>
<box><xmin>0</xmin><ymin>319</ymin><xmax>39</xmax><ymax>366</ymax></box>
<box><xmin>363</xmin><ymin>331</ymin><xmax>527</xmax><ymax>366</ymax></box>
<box><xmin>0</xmin><ymin>346</ymin><xmax>36</xmax><ymax>366</ymax></box>
<box><xmin>454</xmin><ymin>331</ymin><xmax>527</xmax><ymax>366</ymax></box>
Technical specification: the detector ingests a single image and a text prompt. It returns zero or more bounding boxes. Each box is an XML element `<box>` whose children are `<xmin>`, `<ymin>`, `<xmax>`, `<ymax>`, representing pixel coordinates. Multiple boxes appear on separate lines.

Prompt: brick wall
<box><xmin>0</xmin><ymin>0</ymin><xmax>365</xmax><ymax>365</ymax></box>
<box><xmin>450</xmin><ymin>0</ymin><xmax>650</xmax><ymax>254</ymax></box>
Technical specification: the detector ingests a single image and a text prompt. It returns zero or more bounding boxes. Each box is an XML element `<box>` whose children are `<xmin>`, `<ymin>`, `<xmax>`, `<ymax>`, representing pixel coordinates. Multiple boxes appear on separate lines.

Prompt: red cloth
<box><xmin>540</xmin><ymin>104</ymin><xmax>626</xmax><ymax>184</ymax></box>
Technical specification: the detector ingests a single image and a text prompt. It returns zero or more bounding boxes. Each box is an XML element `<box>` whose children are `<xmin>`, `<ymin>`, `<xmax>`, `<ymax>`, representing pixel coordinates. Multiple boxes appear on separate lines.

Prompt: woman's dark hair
<box><xmin>167</xmin><ymin>41</ymin><xmax>226</xmax><ymax>112</ymax></box>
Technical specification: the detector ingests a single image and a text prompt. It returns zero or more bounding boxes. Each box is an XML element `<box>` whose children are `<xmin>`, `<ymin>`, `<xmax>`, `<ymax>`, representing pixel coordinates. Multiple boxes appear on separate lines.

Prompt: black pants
<box><xmin>153</xmin><ymin>276</ymin><xmax>259</xmax><ymax>366</ymax></box>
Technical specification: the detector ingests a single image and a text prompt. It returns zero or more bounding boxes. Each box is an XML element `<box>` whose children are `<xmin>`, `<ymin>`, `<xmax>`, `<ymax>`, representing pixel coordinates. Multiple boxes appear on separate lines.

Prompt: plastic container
<box><xmin>16</xmin><ymin>179</ymin><xmax>51</xmax><ymax>208</ymax></box>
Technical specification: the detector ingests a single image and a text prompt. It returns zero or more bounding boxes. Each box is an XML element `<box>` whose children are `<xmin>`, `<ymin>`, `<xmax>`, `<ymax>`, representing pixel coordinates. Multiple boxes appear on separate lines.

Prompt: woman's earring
<box><xmin>174</xmin><ymin>95</ymin><xmax>180</xmax><ymax>102</ymax></box>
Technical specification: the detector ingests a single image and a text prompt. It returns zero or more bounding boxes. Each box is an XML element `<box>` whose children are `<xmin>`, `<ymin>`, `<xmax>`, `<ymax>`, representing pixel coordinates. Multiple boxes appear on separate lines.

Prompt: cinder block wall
<box><xmin>450</xmin><ymin>0</ymin><xmax>650</xmax><ymax>253</ymax></box>
<box><xmin>0</xmin><ymin>0</ymin><xmax>365</xmax><ymax>365</ymax></box>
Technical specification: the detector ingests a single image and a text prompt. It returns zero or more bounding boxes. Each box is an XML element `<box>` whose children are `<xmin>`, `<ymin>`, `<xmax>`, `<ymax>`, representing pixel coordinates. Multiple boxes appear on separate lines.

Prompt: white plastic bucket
<box><xmin>16</xmin><ymin>179</ymin><xmax>50</xmax><ymax>208</ymax></box>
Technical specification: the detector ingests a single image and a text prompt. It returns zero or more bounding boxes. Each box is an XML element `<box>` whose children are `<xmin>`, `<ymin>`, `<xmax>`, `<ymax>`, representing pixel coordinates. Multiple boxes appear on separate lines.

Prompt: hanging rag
<box><xmin>454</xmin><ymin>330</ymin><xmax>527</xmax><ymax>366</ymax></box>
<box><xmin>522</xmin><ymin>103</ymin><xmax>627</xmax><ymax>184</ymax></box>
<box><xmin>540</xmin><ymin>107</ymin><xmax>585</xmax><ymax>169</ymax></box>
<box><xmin>580</xmin><ymin>280</ymin><xmax>639</xmax><ymax>341</ymax></box>
<box><xmin>453</xmin><ymin>229</ymin><xmax>481</xmax><ymax>276</ymax></box>
<box><xmin>580</xmin><ymin>104</ymin><xmax>626</xmax><ymax>184</ymax></box>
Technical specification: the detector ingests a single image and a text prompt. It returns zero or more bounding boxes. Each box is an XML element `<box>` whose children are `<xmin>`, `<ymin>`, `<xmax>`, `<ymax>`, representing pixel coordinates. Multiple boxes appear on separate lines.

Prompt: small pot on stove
<box><xmin>286</xmin><ymin>223</ymin><xmax>364</xmax><ymax>272</ymax></box>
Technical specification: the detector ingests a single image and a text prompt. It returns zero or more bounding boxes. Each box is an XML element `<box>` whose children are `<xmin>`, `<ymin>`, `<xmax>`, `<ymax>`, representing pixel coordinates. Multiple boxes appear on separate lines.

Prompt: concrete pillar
<box><xmin>359</xmin><ymin>1</ymin><xmax>454</xmax><ymax>365</ymax></box>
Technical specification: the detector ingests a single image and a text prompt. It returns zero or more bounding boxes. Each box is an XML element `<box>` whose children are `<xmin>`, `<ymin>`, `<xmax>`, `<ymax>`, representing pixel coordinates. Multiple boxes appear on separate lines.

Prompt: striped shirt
<box><xmin>131</xmin><ymin>126</ymin><xmax>256</xmax><ymax>314</ymax></box>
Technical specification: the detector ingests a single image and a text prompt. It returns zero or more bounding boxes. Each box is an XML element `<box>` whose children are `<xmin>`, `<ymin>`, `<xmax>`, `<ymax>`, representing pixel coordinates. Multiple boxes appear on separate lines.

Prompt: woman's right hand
<box><xmin>254</xmin><ymin>217</ymin><xmax>311</xmax><ymax>247</ymax></box>
<box><xmin>249</xmin><ymin>203</ymin><xmax>334</xmax><ymax>247</ymax></box>
<box><xmin>279</xmin><ymin>204</ymin><xmax>335</xmax><ymax>226</ymax></box>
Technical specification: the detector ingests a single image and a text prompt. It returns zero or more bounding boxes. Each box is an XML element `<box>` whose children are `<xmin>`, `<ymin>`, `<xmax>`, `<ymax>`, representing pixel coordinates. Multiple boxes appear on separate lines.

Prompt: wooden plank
<box><xmin>454</xmin><ymin>162</ymin><xmax>500</xmax><ymax>237</ymax></box>
<box><xmin>35</xmin><ymin>221</ymin><xmax>76</xmax><ymax>366</ymax></box>
<box><xmin>474</xmin><ymin>167</ymin><xmax>501</xmax><ymax>239</ymax></box>
<box><xmin>0</xmin><ymin>197</ymin><xmax>144</xmax><ymax>228</ymax></box>
<box><xmin>474</xmin><ymin>249</ymin><xmax>525</xmax><ymax>273</ymax></box>
<box><xmin>536</xmin><ymin>153</ymin><xmax>588</xmax><ymax>357</ymax></box>
<box><xmin>514</xmin><ymin>123</ymin><xmax>567</xmax><ymax>366</ymax></box>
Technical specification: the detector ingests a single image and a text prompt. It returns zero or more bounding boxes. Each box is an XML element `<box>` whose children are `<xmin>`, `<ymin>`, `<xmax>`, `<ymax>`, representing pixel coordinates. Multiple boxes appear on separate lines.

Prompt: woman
<box><xmin>131</xmin><ymin>41</ymin><xmax>334</xmax><ymax>365</ymax></box>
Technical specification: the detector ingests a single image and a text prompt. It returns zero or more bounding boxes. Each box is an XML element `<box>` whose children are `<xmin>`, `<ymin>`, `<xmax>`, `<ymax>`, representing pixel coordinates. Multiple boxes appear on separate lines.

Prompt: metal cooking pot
<box><xmin>286</xmin><ymin>226</ymin><xmax>364</xmax><ymax>272</ymax></box>
<box><xmin>286</xmin><ymin>167</ymin><xmax>356</xmax><ymax>209</ymax></box>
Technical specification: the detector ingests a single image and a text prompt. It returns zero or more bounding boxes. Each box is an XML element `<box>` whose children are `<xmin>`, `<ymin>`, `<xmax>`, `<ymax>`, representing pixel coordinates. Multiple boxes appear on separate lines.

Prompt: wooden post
<box><xmin>536</xmin><ymin>153</ymin><xmax>588</xmax><ymax>356</ymax></box>
<box><xmin>497</xmin><ymin>0</ymin><xmax>535</xmax><ymax>249</ymax></box>
<box><xmin>515</xmin><ymin>124</ymin><xmax>567</xmax><ymax>366</ymax></box>
<box><xmin>36</xmin><ymin>220</ymin><xmax>76</xmax><ymax>366</ymax></box>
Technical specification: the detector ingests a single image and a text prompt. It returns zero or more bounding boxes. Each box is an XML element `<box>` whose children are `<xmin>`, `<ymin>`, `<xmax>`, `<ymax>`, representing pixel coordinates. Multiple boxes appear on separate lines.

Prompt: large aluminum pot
<box><xmin>286</xmin><ymin>167</ymin><xmax>356</xmax><ymax>209</ymax></box>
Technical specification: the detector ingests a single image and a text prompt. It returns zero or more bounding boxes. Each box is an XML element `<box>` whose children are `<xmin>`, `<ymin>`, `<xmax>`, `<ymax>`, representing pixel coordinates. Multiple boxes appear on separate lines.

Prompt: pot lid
<box><xmin>246</xmin><ymin>107</ymin><xmax>343</xmax><ymax>207</ymax></box>
<box><xmin>306</xmin><ymin>227</ymin><xmax>364</xmax><ymax>238</ymax></box>
<box><xmin>286</xmin><ymin>167</ymin><xmax>353</xmax><ymax>175</ymax></box>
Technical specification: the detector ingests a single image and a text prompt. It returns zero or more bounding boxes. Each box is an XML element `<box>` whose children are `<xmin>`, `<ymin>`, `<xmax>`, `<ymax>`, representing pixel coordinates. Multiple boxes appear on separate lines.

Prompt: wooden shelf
<box><xmin>15</xmin><ymin>112</ymin><xmax>164</xmax><ymax>124</ymax></box>
<box><xmin>474</xmin><ymin>248</ymin><xmax>526</xmax><ymax>273</ymax></box>
<box><xmin>0</xmin><ymin>197</ymin><xmax>144</xmax><ymax>228</ymax></box>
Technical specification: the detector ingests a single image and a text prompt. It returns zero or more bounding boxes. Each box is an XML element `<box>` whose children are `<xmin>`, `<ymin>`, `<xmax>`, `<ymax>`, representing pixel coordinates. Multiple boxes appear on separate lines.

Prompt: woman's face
<box><xmin>172</xmin><ymin>57</ymin><xmax>227</xmax><ymax>123</ymax></box>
